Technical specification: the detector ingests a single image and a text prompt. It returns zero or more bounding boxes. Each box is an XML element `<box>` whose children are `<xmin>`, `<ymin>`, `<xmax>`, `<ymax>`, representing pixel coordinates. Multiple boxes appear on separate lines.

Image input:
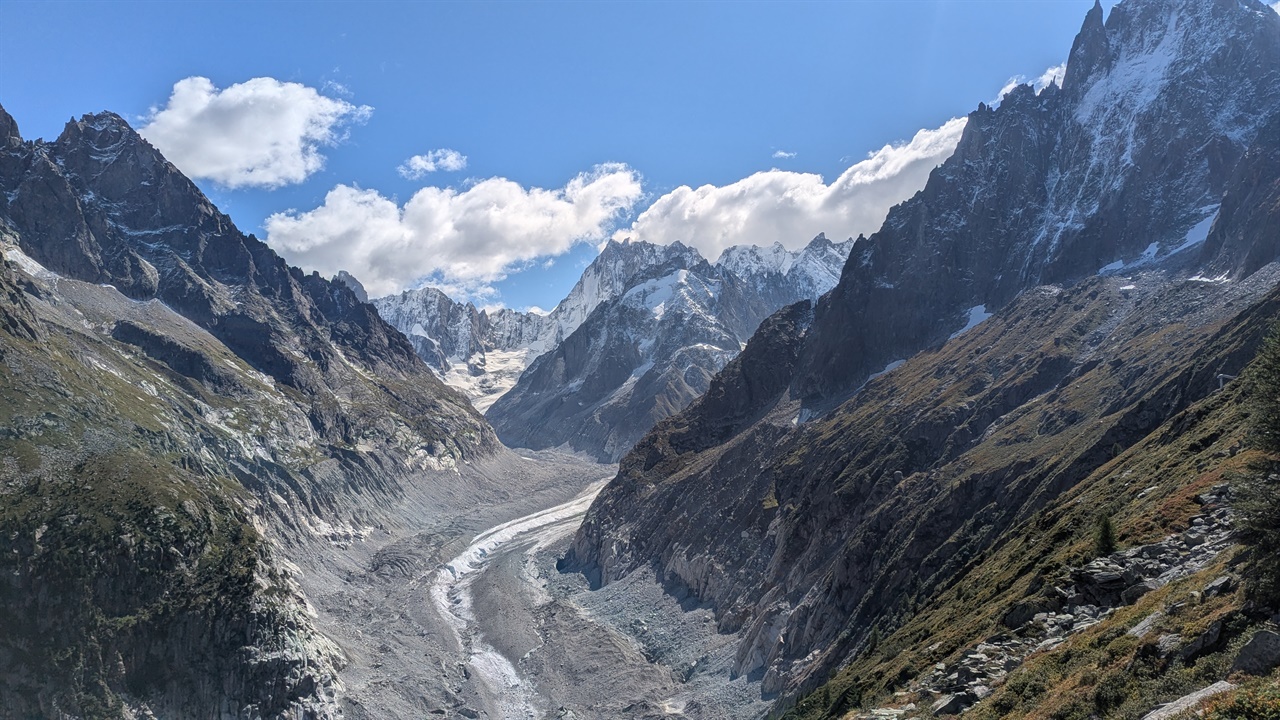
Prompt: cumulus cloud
<box><xmin>1035</xmin><ymin>63</ymin><xmax>1068</xmax><ymax>90</ymax></box>
<box><xmin>614</xmin><ymin>118</ymin><xmax>967</xmax><ymax>260</ymax></box>
<box><xmin>397</xmin><ymin>149</ymin><xmax>468</xmax><ymax>179</ymax></box>
<box><xmin>265</xmin><ymin>164</ymin><xmax>642</xmax><ymax>299</ymax></box>
<box><xmin>995</xmin><ymin>62</ymin><xmax>1068</xmax><ymax>104</ymax></box>
<box><xmin>139</xmin><ymin>76</ymin><xmax>372</xmax><ymax>189</ymax></box>
<box><xmin>1273</xmin><ymin>1</ymin><xmax>1280</xmax><ymax>14</ymax></box>
<box><xmin>772</xmin><ymin>150</ymin><xmax>797</xmax><ymax>159</ymax></box>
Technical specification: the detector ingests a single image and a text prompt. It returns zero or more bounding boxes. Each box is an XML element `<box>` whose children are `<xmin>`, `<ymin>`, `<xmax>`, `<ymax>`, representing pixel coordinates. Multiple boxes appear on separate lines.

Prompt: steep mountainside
<box><xmin>0</xmin><ymin>105</ymin><xmax>498</xmax><ymax>716</ymax></box>
<box><xmin>567</xmin><ymin>0</ymin><xmax>1280</xmax><ymax>710</ymax></box>
<box><xmin>373</xmin><ymin>240</ymin><xmax>715</xmax><ymax>411</ymax></box>
<box><xmin>485</xmin><ymin>235</ymin><xmax>852</xmax><ymax>461</ymax></box>
<box><xmin>796</xmin><ymin>0</ymin><xmax>1280</xmax><ymax>408</ymax></box>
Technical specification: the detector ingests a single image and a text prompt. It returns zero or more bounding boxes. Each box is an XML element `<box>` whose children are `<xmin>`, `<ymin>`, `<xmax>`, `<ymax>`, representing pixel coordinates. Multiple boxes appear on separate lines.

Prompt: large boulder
<box><xmin>1230</xmin><ymin>630</ymin><xmax>1280</xmax><ymax>676</ymax></box>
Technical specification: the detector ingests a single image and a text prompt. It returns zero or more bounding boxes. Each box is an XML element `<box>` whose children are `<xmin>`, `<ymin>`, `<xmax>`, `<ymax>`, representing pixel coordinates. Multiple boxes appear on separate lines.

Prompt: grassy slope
<box><xmin>782</xmin><ymin>290</ymin><xmax>1280</xmax><ymax>719</ymax></box>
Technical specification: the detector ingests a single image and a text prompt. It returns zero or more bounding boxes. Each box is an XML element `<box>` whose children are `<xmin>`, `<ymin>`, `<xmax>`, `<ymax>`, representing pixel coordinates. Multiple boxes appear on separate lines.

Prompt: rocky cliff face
<box><xmin>0</xmin><ymin>105</ymin><xmax>497</xmax><ymax>717</ymax></box>
<box><xmin>796</xmin><ymin>0</ymin><xmax>1280</xmax><ymax>407</ymax></box>
<box><xmin>484</xmin><ymin>236</ymin><xmax>851</xmax><ymax>461</ymax></box>
<box><xmin>567</xmin><ymin>0</ymin><xmax>1280</xmax><ymax>707</ymax></box>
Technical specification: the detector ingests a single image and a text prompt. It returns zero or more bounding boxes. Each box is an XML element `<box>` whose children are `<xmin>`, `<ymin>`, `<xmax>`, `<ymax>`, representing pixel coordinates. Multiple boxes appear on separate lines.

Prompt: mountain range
<box><xmin>373</xmin><ymin>234</ymin><xmax>852</xmax><ymax>460</ymax></box>
<box><xmin>3</xmin><ymin>0</ymin><xmax>1280</xmax><ymax>717</ymax></box>
<box><xmin>568</xmin><ymin>0</ymin><xmax>1280</xmax><ymax>710</ymax></box>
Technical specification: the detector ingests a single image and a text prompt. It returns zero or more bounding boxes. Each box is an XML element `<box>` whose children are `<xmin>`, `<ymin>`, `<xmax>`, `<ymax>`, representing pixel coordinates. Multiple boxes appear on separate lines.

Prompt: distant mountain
<box><xmin>488</xmin><ymin>235</ymin><xmax>853</xmax><ymax>461</ymax></box>
<box><xmin>567</xmin><ymin>0</ymin><xmax>1280</xmax><ymax>709</ymax></box>
<box><xmin>373</xmin><ymin>240</ymin><xmax>706</xmax><ymax>412</ymax></box>
<box><xmin>376</xmin><ymin>235</ymin><xmax>852</xmax><ymax>459</ymax></box>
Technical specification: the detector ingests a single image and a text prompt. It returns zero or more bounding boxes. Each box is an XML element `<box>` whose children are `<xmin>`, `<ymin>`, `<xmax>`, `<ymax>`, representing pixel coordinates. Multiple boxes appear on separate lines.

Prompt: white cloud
<box><xmin>995</xmin><ymin>62</ymin><xmax>1067</xmax><ymax>105</ymax></box>
<box><xmin>614</xmin><ymin>117</ymin><xmax>967</xmax><ymax>260</ymax></box>
<box><xmin>1035</xmin><ymin>63</ymin><xmax>1067</xmax><ymax>90</ymax></box>
<box><xmin>397</xmin><ymin>149</ymin><xmax>468</xmax><ymax>179</ymax></box>
<box><xmin>772</xmin><ymin>150</ymin><xmax>797</xmax><ymax>159</ymax></box>
<box><xmin>1273</xmin><ymin>1</ymin><xmax>1280</xmax><ymax>14</ymax></box>
<box><xmin>321</xmin><ymin>80</ymin><xmax>354</xmax><ymax>98</ymax></box>
<box><xmin>996</xmin><ymin>77</ymin><xmax>1024</xmax><ymax>103</ymax></box>
<box><xmin>139</xmin><ymin>76</ymin><xmax>371</xmax><ymax>189</ymax></box>
<box><xmin>265</xmin><ymin>163</ymin><xmax>642</xmax><ymax>299</ymax></box>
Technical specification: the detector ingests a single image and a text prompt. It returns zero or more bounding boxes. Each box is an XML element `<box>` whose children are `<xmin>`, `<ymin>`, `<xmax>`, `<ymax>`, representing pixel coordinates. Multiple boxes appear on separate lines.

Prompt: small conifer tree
<box><xmin>1095</xmin><ymin>514</ymin><xmax>1117</xmax><ymax>557</ymax></box>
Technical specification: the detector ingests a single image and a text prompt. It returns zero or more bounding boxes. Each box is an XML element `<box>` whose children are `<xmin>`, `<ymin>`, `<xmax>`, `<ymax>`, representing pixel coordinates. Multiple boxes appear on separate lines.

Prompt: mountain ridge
<box><xmin>566</xmin><ymin>0</ymin><xmax>1280</xmax><ymax>708</ymax></box>
<box><xmin>375</xmin><ymin>234</ymin><xmax>853</xmax><ymax>460</ymax></box>
<box><xmin>0</xmin><ymin>103</ymin><xmax>522</xmax><ymax>716</ymax></box>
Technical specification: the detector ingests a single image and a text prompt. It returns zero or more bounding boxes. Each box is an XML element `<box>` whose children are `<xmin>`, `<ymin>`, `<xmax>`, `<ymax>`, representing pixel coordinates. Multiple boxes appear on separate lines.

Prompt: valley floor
<box><xmin>286</xmin><ymin>451</ymin><xmax>768</xmax><ymax>720</ymax></box>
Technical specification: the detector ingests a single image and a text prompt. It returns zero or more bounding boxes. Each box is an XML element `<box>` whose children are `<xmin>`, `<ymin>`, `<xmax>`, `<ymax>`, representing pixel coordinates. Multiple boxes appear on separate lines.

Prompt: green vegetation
<box><xmin>1207</xmin><ymin>683</ymin><xmax>1280</xmax><ymax>720</ymax></box>
<box><xmin>1240</xmin><ymin>321</ymin><xmax>1280</xmax><ymax>605</ymax></box>
<box><xmin>777</xmin><ymin>325</ymin><xmax>1269</xmax><ymax>719</ymax></box>
<box><xmin>0</xmin><ymin>447</ymin><xmax>271</xmax><ymax>717</ymax></box>
<box><xmin>1095</xmin><ymin>514</ymin><xmax>1117</xmax><ymax>557</ymax></box>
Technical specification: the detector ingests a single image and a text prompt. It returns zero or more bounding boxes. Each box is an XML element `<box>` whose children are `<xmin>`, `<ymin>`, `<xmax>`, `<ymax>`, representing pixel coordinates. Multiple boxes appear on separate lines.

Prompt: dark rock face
<box><xmin>796</xmin><ymin>0</ymin><xmax>1280</xmax><ymax>407</ymax></box>
<box><xmin>0</xmin><ymin>253</ymin><xmax>39</xmax><ymax>345</ymax></box>
<box><xmin>1199</xmin><ymin>113</ymin><xmax>1280</xmax><ymax>278</ymax></box>
<box><xmin>333</xmin><ymin>270</ymin><xmax>369</xmax><ymax>303</ymax></box>
<box><xmin>1062</xmin><ymin>0</ymin><xmax>1112</xmax><ymax>92</ymax></box>
<box><xmin>568</xmin><ymin>0</ymin><xmax>1280</xmax><ymax>705</ymax></box>
<box><xmin>0</xmin><ymin>107</ymin><xmax>492</xmax><ymax>460</ymax></box>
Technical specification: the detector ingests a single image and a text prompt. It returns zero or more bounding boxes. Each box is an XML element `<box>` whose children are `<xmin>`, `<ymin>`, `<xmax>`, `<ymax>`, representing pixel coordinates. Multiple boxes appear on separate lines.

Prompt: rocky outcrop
<box><xmin>909</xmin><ymin>486</ymin><xmax>1239</xmax><ymax>716</ymax></box>
<box><xmin>1231</xmin><ymin>629</ymin><xmax>1280</xmax><ymax>676</ymax></box>
<box><xmin>0</xmin><ymin>250</ymin><xmax>39</xmax><ymax>345</ymax></box>
<box><xmin>0</xmin><ymin>449</ymin><xmax>343</xmax><ymax>719</ymax></box>
<box><xmin>1140</xmin><ymin>682</ymin><xmax>1237</xmax><ymax>720</ymax></box>
<box><xmin>333</xmin><ymin>269</ymin><xmax>369</xmax><ymax>302</ymax></box>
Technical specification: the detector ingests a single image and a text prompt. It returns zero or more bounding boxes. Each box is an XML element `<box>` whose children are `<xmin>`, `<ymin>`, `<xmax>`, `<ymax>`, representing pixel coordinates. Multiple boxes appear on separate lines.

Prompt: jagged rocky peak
<box><xmin>0</xmin><ymin>105</ymin><xmax>19</xmax><ymax>147</ymax></box>
<box><xmin>0</xmin><ymin>104</ymin><xmax>491</xmax><ymax>455</ymax></box>
<box><xmin>556</xmin><ymin>238</ymin><xmax>708</xmax><ymax>328</ymax></box>
<box><xmin>794</xmin><ymin>0</ymin><xmax>1280</xmax><ymax>405</ymax></box>
<box><xmin>332</xmin><ymin>270</ymin><xmax>369</xmax><ymax>302</ymax></box>
<box><xmin>377</xmin><ymin>228</ymin><xmax>853</xmax><ymax>459</ymax></box>
<box><xmin>716</xmin><ymin>233</ymin><xmax>852</xmax><ymax>283</ymax></box>
<box><xmin>373</xmin><ymin>238</ymin><xmax>721</xmax><ymax>412</ymax></box>
<box><xmin>1062</xmin><ymin>0</ymin><xmax>1110</xmax><ymax>92</ymax></box>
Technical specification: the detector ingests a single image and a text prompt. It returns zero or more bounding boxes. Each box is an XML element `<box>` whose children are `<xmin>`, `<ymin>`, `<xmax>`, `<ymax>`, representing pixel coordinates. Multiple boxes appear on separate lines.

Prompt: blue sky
<box><xmin>1</xmin><ymin>0</ymin><xmax>1121</xmax><ymax>310</ymax></box>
